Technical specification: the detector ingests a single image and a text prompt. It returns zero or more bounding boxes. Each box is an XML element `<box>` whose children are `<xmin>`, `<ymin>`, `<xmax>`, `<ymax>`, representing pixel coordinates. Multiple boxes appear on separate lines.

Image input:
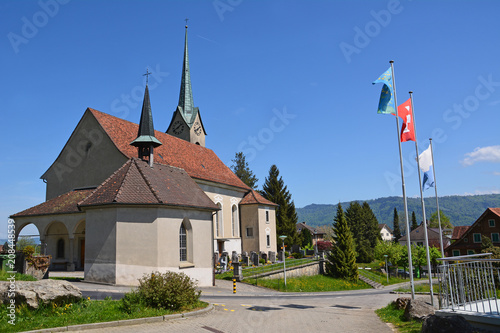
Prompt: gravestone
<box><xmin>231</xmin><ymin>251</ymin><xmax>239</xmax><ymax>264</ymax></box>
<box><xmin>241</xmin><ymin>254</ymin><xmax>249</xmax><ymax>266</ymax></box>
<box><xmin>261</xmin><ymin>252</ymin><xmax>268</xmax><ymax>262</ymax></box>
<box><xmin>268</xmin><ymin>251</ymin><xmax>276</xmax><ymax>263</ymax></box>
<box><xmin>278</xmin><ymin>250</ymin><xmax>284</xmax><ymax>261</ymax></box>
<box><xmin>252</xmin><ymin>252</ymin><xmax>259</xmax><ymax>266</ymax></box>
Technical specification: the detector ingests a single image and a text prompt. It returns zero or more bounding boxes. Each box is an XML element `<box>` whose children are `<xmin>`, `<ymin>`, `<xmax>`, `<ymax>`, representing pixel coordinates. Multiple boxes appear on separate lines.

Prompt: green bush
<box><xmin>292</xmin><ymin>252</ymin><xmax>303</xmax><ymax>259</ymax></box>
<box><xmin>259</xmin><ymin>258</ymin><xmax>265</xmax><ymax>265</ymax></box>
<box><xmin>131</xmin><ymin>271</ymin><xmax>200</xmax><ymax>310</ymax></box>
<box><xmin>22</xmin><ymin>246</ymin><xmax>35</xmax><ymax>260</ymax></box>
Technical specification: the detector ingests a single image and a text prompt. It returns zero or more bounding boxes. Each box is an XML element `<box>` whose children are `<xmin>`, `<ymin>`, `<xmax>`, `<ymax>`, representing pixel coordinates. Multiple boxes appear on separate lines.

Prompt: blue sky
<box><xmin>1</xmin><ymin>0</ymin><xmax>499</xmax><ymax>238</ymax></box>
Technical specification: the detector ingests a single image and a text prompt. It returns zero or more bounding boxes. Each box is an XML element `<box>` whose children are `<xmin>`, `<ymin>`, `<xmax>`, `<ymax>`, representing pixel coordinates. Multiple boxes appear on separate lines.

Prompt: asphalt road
<box><xmin>69</xmin><ymin>279</ymin><xmax>422</xmax><ymax>333</ymax></box>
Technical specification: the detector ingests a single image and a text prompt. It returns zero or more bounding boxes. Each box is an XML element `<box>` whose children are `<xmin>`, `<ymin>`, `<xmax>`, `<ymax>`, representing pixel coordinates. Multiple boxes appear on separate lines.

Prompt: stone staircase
<box><xmin>359</xmin><ymin>274</ymin><xmax>384</xmax><ymax>289</ymax></box>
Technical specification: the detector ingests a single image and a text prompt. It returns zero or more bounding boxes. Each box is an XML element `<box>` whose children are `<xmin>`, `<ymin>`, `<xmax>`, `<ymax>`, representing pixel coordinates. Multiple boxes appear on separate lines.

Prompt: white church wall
<box><xmin>84</xmin><ymin>208</ymin><xmax>118</xmax><ymax>284</ymax></box>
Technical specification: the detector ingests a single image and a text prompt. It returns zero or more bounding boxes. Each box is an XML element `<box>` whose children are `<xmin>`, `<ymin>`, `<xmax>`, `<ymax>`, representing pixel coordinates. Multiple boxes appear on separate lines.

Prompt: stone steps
<box><xmin>359</xmin><ymin>275</ymin><xmax>384</xmax><ymax>289</ymax></box>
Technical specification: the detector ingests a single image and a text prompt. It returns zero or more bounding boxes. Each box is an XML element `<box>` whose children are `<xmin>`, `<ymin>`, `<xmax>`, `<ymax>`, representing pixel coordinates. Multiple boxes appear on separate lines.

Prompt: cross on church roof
<box><xmin>143</xmin><ymin>68</ymin><xmax>151</xmax><ymax>85</ymax></box>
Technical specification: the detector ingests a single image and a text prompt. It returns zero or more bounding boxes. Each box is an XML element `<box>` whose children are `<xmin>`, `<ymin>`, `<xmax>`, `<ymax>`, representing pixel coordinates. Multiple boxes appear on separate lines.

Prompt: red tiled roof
<box><xmin>11</xmin><ymin>189</ymin><xmax>93</xmax><ymax>217</ymax></box>
<box><xmin>240</xmin><ymin>190</ymin><xmax>278</xmax><ymax>206</ymax></box>
<box><xmin>89</xmin><ymin>108</ymin><xmax>250</xmax><ymax>191</ymax></box>
<box><xmin>79</xmin><ymin>158</ymin><xmax>219</xmax><ymax>211</ymax></box>
<box><xmin>451</xmin><ymin>226</ymin><xmax>470</xmax><ymax>240</ymax></box>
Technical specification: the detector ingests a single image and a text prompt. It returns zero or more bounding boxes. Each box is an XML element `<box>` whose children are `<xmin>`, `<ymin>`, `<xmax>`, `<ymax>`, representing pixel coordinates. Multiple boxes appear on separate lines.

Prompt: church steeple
<box><xmin>166</xmin><ymin>23</ymin><xmax>206</xmax><ymax>147</ymax></box>
<box><xmin>178</xmin><ymin>24</ymin><xmax>195</xmax><ymax>124</ymax></box>
<box><xmin>131</xmin><ymin>76</ymin><xmax>162</xmax><ymax>167</ymax></box>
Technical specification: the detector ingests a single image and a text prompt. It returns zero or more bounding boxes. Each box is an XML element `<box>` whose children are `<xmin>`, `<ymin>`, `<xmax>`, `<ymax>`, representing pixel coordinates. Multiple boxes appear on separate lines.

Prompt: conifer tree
<box><xmin>393</xmin><ymin>208</ymin><xmax>402</xmax><ymax>242</ymax></box>
<box><xmin>411</xmin><ymin>211</ymin><xmax>418</xmax><ymax>231</ymax></box>
<box><xmin>326</xmin><ymin>203</ymin><xmax>358</xmax><ymax>280</ymax></box>
<box><xmin>230</xmin><ymin>152</ymin><xmax>258</xmax><ymax>189</ymax></box>
<box><xmin>345</xmin><ymin>201</ymin><xmax>379</xmax><ymax>263</ymax></box>
<box><xmin>261</xmin><ymin>165</ymin><xmax>299</xmax><ymax>246</ymax></box>
<box><xmin>300</xmin><ymin>227</ymin><xmax>313</xmax><ymax>247</ymax></box>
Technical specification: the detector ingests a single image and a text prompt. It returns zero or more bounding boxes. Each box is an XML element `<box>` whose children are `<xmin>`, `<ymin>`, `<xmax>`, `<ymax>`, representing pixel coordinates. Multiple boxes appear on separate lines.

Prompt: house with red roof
<box><xmin>445</xmin><ymin>208</ymin><xmax>500</xmax><ymax>257</ymax></box>
<box><xmin>11</xmin><ymin>26</ymin><xmax>277</xmax><ymax>286</ymax></box>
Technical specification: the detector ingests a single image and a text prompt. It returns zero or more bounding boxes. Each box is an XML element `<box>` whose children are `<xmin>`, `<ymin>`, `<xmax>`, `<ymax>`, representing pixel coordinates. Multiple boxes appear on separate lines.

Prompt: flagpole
<box><xmin>429</xmin><ymin>138</ymin><xmax>445</xmax><ymax>257</ymax></box>
<box><xmin>410</xmin><ymin>92</ymin><xmax>434</xmax><ymax>306</ymax></box>
<box><xmin>390</xmin><ymin>60</ymin><xmax>415</xmax><ymax>299</ymax></box>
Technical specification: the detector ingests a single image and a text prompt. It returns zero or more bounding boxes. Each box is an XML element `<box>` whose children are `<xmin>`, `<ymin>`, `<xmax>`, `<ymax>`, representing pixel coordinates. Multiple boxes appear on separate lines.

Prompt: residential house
<box><xmin>378</xmin><ymin>224</ymin><xmax>393</xmax><ymax>242</ymax></box>
<box><xmin>445</xmin><ymin>208</ymin><xmax>500</xmax><ymax>257</ymax></box>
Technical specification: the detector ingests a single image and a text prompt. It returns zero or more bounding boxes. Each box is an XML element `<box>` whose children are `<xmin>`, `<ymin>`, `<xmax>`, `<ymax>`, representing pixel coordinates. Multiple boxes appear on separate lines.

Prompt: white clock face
<box><xmin>172</xmin><ymin>120</ymin><xmax>185</xmax><ymax>135</ymax></box>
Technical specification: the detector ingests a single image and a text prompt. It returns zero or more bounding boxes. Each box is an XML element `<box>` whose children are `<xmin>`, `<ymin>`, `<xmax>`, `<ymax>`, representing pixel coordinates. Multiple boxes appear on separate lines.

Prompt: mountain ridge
<box><xmin>296</xmin><ymin>194</ymin><xmax>500</xmax><ymax>229</ymax></box>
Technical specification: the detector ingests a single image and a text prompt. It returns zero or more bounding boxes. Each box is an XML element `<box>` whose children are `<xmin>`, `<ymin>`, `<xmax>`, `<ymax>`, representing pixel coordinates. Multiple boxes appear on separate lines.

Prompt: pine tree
<box><xmin>230</xmin><ymin>152</ymin><xmax>258</xmax><ymax>189</ymax></box>
<box><xmin>261</xmin><ymin>165</ymin><xmax>299</xmax><ymax>246</ymax></box>
<box><xmin>393</xmin><ymin>208</ymin><xmax>402</xmax><ymax>242</ymax></box>
<box><xmin>411</xmin><ymin>211</ymin><xmax>418</xmax><ymax>231</ymax></box>
<box><xmin>326</xmin><ymin>203</ymin><xmax>358</xmax><ymax>280</ymax></box>
<box><xmin>300</xmin><ymin>227</ymin><xmax>313</xmax><ymax>247</ymax></box>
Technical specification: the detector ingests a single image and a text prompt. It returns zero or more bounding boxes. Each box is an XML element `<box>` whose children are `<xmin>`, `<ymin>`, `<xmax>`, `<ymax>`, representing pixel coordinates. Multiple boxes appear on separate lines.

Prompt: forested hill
<box><xmin>296</xmin><ymin>194</ymin><xmax>500</xmax><ymax>228</ymax></box>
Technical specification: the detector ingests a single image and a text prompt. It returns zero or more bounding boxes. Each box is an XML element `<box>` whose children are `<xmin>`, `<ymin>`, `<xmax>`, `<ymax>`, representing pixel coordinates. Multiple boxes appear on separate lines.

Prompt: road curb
<box><xmin>21</xmin><ymin>303</ymin><xmax>214</xmax><ymax>333</ymax></box>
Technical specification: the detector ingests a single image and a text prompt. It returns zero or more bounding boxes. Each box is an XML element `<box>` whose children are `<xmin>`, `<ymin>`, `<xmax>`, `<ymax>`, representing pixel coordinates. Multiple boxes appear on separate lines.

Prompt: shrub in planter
<box><xmin>134</xmin><ymin>271</ymin><xmax>200</xmax><ymax>310</ymax></box>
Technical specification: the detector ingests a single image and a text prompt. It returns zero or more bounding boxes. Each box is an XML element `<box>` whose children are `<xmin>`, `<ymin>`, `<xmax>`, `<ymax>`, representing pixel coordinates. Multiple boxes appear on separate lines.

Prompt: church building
<box><xmin>11</xmin><ymin>26</ymin><xmax>277</xmax><ymax>286</ymax></box>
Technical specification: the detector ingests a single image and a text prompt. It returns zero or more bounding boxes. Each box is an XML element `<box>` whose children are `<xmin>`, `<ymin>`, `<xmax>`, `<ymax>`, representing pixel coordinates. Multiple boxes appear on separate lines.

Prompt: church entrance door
<box><xmin>217</xmin><ymin>241</ymin><xmax>224</xmax><ymax>257</ymax></box>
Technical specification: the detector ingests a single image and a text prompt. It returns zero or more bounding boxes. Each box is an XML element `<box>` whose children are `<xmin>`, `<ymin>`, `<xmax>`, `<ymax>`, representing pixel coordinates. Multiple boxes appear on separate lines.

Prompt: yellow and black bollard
<box><xmin>233</xmin><ymin>278</ymin><xmax>236</xmax><ymax>294</ymax></box>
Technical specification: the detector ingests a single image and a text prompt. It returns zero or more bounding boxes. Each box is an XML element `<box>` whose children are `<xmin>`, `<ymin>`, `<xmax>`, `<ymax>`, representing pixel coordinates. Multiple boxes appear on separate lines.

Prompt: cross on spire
<box><xmin>143</xmin><ymin>68</ymin><xmax>151</xmax><ymax>85</ymax></box>
<box><xmin>185</xmin><ymin>18</ymin><xmax>189</xmax><ymax>27</ymax></box>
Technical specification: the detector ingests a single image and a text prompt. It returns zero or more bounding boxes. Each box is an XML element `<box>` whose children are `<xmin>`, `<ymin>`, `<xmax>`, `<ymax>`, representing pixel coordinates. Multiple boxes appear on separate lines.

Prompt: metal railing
<box><xmin>438</xmin><ymin>253</ymin><xmax>500</xmax><ymax>315</ymax></box>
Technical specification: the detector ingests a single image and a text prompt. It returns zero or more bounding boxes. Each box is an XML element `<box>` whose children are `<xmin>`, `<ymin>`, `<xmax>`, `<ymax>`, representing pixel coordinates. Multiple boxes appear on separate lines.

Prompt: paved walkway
<box><xmin>55</xmin><ymin>275</ymin><xmax>433</xmax><ymax>333</ymax></box>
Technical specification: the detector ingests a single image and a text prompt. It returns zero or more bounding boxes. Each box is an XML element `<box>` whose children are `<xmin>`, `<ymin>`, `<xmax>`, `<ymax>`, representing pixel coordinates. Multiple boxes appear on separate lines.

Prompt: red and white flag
<box><xmin>397</xmin><ymin>98</ymin><xmax>416</xmax><ymax>142</ymax></box>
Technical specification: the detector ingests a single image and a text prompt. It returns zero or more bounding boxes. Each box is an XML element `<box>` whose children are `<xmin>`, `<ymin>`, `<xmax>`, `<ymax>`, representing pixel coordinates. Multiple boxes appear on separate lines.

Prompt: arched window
<box><xmin>57</xmin><ymin>239</ymin><xmax>65</xmax><ymax>258</ymax></box>
<box><xmin>179</xmin><ymin>224</ymin><xmax>187</xmax><ymax>262</ymax></box>
<box><xmin>231</xmin><ymin>205</ymin><xmax>238</xmax><ymax>237</ymax></box>
<box><xmin>216</xmin><ymin>203</ymin><xmax>223</xmax><ymax>237</ymax></box>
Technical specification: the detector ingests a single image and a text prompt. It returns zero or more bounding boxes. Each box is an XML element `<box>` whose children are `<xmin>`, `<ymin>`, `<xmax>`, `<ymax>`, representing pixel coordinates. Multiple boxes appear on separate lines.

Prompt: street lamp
<box><xmin>279</xmin><ymin>235</ymin><xmax>287</xmax><ymax>287</ymax></box>
<box><xmin>384</xmin><ymin>254</ymin><xmax>389</xmax><ymax>284</ymax></box>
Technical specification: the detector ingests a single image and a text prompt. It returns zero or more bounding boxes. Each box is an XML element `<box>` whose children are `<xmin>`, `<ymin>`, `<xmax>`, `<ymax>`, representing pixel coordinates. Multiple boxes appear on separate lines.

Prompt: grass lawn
<box><xmin>394</xmin><ymin>283</ymin><xmax>439</xmax><ymax>293</ymax></box>
<box><xmin>0</xmin><ymin>270</ymin><xmax>37</xmax><ymax>281</ymax></box>
<box><xmin>246</xmin><ymin>274</ymin><xmax>371</xmax><ymax>292</ymax></box>
<box><xmin>0</xmin><ymin>298</ymin><xmax>208</xmax><ymax>333</ymax></box>
<box><xmin>376</xmin><ymin>302</ymin><xmax>422</xmax><ymax>333</ymax></box>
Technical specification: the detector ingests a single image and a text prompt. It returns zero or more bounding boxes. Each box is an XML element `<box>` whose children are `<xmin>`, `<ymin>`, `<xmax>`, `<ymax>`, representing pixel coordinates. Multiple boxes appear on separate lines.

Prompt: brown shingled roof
<box><xmin>451</xmin><ymin>226</ymin><xmax>470</xmax><ymax>240</ymax></box>
<box><xmin>11</xmin><ymin>189</ymin><xmax>93</xmax><ymax>217</ymax></box>
<box><xmin>240</xmin><ymin>190</ymin><xmax>278</xmax><ymax>206</ymax></box>
<box><xmin>88</xmin><ymin>108</ymin><xmax>250</xmax><ymax>191</ymax></box>
<box><xmin>79</xmin><ymin>158</ymin><xmax>219</xmax><ymax>211</ymax></box>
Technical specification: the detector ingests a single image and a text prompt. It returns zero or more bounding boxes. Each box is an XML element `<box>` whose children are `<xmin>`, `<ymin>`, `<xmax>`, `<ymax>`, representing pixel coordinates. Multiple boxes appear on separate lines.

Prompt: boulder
<box><xmin>403</xmin><ymin>298</ymin><xmax>435</xmax><ymax>321</ymax></box>
<box><xmin>421</xmin><ymin>315</ymin><xmax>473</xmax><ymax>333</ymax></box>
<box><xmin>394</xmin><ymin>297</ymin><xmax>411</xmax><ymax>310</ymax></box>
<box><xmin>0</xmin><ymin>279</ymin><xmax>81</xmax><ymax>309</ymax></box>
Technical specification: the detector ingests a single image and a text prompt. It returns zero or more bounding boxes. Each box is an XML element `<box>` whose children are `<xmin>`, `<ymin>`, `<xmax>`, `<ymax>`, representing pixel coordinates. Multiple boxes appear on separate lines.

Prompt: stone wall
<box><xmin>248</xmin><ymin>261</ymin><xmax>321</xmax><ymax>280</ymax></box>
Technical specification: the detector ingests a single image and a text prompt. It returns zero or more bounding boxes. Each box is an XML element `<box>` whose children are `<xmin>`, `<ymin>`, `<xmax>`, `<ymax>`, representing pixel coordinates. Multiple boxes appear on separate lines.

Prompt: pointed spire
<box><xmin>131</xmin><ymin>80</ymin><xmax>162</xmax><ymax>166</ymax></box>
<box><xmin>131</xmin><ymin>84</ymin><xmax>162</xmax><ymax>148</ymax></box>
<box><xmin>178</xmin><ymin>24</ymin><xmax>195</xmax><ymax>123</ymax></box>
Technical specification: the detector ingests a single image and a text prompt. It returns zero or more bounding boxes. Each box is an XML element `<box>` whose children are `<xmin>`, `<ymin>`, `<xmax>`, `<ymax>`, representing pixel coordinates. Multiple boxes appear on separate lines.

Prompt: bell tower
<box><xmin>166</xmin><ymin>24</ymin><xmax>206</xmax><ymax>146</ymax></box>
<box><xmin>131</xmin><ymin>72</ymin><xmax>162</xmax><ymax>167</ymax></box>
